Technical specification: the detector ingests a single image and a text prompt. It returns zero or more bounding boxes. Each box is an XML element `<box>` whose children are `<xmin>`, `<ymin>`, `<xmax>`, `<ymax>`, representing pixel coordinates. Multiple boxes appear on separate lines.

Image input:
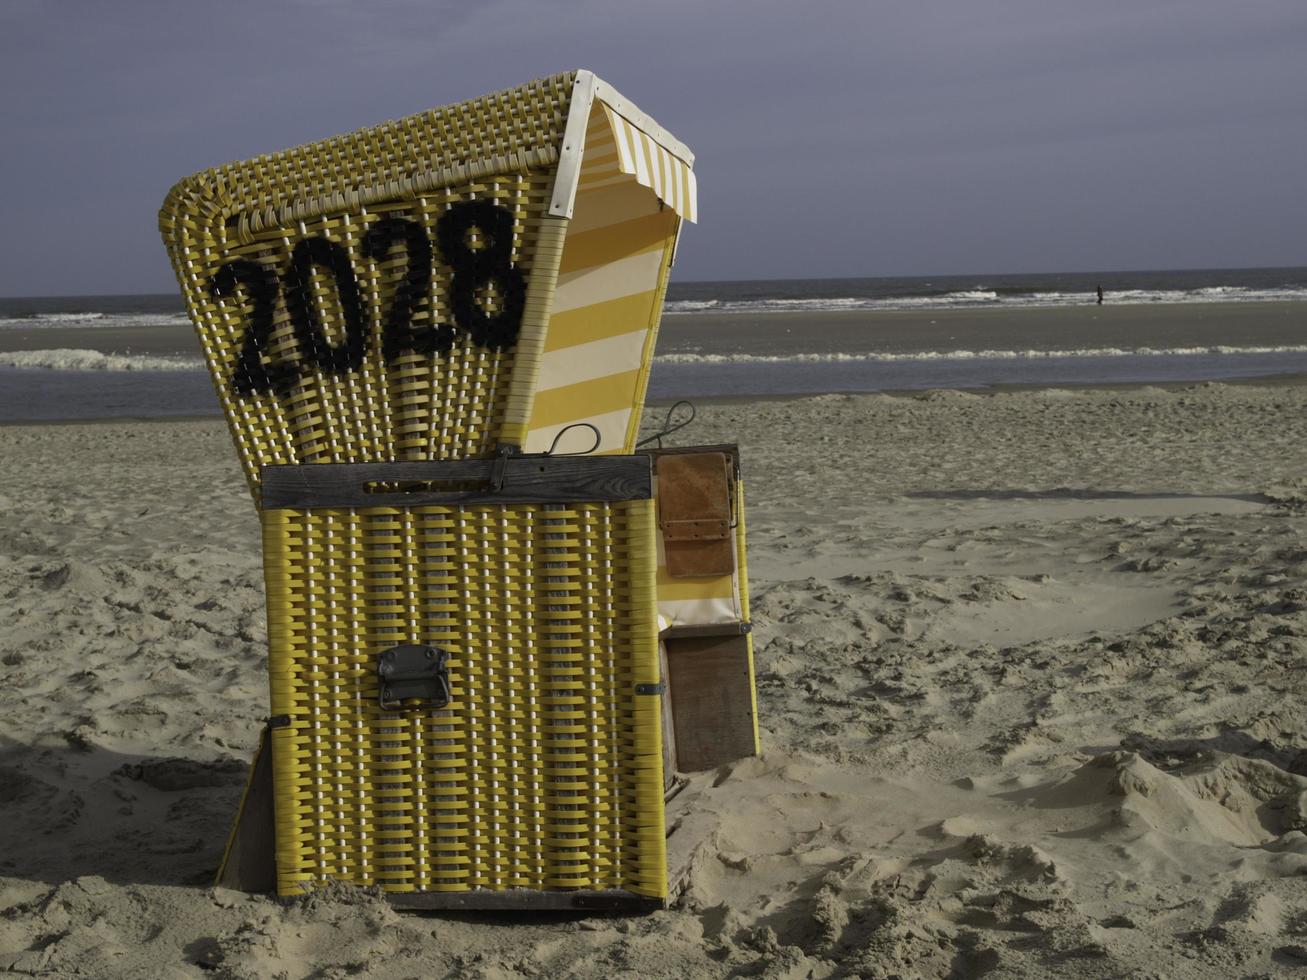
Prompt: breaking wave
<box><xmin>0</xmin><ymin>312</ymin><xmax>190</xmax><ymax>330</ymax></box>
<box><xmin>0</xmin><ymin>349</ymin><xmax>203</xmax><ymax>371</ymax></box>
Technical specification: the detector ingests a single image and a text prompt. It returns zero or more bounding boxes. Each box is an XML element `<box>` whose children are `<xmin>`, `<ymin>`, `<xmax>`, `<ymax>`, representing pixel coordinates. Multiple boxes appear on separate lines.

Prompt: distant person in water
<box><xmin>1096</xmin><ymin>285</ymin><xmax>1104</xmax><ymax>305</ymax></box>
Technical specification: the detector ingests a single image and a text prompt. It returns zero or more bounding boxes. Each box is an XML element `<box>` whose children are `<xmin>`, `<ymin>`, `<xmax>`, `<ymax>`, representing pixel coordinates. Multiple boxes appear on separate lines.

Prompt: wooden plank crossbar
<box><xmin>260</xmin><ymin>455</ymin><xmax>653</xmax><ymax>510</ymax></box>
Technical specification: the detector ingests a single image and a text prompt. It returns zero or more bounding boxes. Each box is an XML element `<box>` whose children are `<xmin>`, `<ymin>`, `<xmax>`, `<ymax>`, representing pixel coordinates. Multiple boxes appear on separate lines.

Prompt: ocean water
<box><xmin>1</xmin><ymin>267</ymin><xmax>1305</xmax><ymax>421</ymax></box>
<box><xmin>662</xmin><ymin>267</ymin><xmax>1307</xmax><ymax>315</ymax></box>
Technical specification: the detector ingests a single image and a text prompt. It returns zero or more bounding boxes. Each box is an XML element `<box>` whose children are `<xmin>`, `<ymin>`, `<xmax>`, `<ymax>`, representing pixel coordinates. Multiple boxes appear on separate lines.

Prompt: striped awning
<box><xmin>588</xmin><ymin>102</ymin><xmax>698</xmax><ymax>223</ymax></box>
<box><xmin>524</xmin><ymin>72</ymin><xmax>695</xmax><ymax>456</ymax></box>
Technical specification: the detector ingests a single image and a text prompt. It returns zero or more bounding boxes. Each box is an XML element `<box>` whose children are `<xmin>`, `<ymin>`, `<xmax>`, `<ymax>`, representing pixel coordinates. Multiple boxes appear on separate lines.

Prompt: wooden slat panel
<box><xmin>665</xmin><ymin>634</ymin><xmax>759</xmax><ymax>773</ymax></box>
<box><xmin>215</xmin><ymin>729</ymin><xmax>276</xmax><ymax>893</ymax></box>
<box><xmin>659</xmin><ymin>639</ymin><xmax>677</xmax><ymax>791</ymax></box>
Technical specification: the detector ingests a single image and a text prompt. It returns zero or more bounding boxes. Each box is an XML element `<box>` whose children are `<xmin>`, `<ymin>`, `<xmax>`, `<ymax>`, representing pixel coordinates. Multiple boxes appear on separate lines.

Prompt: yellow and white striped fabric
<box><xmin>574</xmin><ymin>102</ymin><xmax>698</xmax><ymax>223</ymax></box>
<box><xmin>524</xmin><ymin>101</ymin><xmax>690</xmax><ymax>455</ymax></box>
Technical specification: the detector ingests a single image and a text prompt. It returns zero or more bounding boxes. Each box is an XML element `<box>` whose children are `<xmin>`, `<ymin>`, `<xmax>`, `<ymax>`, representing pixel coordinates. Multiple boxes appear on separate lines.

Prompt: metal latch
<box><xmin>377</xmin><ymin>644</ymin><xmax>452</xmax><ymax>711</ymax></box>
<box><xmin>489</xmin><ymin>444</ymin><xmax>517</xmax><ymax>493</ymax></box>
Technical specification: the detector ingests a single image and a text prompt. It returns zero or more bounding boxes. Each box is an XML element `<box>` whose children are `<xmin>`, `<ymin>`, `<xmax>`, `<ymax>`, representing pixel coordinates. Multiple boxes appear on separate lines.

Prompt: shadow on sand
<box><xmin>0</xmin><ymin>739</ymin><xmax>248</xmax><ymax>888</ymax></box>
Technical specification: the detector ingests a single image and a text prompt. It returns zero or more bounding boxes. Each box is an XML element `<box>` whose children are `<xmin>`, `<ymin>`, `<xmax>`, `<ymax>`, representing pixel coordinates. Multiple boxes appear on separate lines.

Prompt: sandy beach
<box><xmin>3</xmin><ymin>381</ymin><xmax>1307</xmax><ymax>977</ymax></box>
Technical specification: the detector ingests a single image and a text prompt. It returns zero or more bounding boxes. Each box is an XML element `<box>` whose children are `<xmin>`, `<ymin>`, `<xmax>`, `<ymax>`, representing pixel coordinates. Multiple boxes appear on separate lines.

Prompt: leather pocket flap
<box><xmin>656</xmin><ymin>452</ymin><xmax>735</xmax><ymax>577</ymax></box>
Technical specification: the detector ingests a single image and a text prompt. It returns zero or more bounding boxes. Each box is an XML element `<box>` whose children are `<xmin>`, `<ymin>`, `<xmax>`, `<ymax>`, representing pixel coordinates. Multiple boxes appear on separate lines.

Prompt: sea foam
<box><xmin>0</xmin><ymin>312</ymin><xmax>190</xmax><ymax>330</ymax></box>
<box><xmin>0</xmin><ymin>349</ymin><xmax>203</xmax><ymax>371</ymax></box>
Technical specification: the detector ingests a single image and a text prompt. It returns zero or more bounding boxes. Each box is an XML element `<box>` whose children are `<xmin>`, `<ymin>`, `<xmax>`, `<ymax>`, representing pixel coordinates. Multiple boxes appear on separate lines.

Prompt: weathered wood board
<box><xmin>664</xmin><ymin>633</ymin><xmax>758</xmax><ymax>773</ymax></box>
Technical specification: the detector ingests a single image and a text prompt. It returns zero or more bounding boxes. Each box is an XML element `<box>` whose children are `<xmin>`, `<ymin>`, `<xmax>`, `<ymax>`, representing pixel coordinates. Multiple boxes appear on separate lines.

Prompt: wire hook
<box><xmin>636</xmin><ymin>400</ymin><xmax>696</xmax><ymax>449</ymax></box>
<box><xmin>547</xmin><ymin>422</ymin><xmax>602</xmax><ymax>456</ymax></box>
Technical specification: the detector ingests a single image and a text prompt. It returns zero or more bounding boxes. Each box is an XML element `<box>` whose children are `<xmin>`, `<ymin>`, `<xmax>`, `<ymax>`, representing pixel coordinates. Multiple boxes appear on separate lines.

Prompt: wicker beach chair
<box><xmin>160</xmin><ymin>70</ymin><xmax>756</xmax><ymax>910</ymax></box>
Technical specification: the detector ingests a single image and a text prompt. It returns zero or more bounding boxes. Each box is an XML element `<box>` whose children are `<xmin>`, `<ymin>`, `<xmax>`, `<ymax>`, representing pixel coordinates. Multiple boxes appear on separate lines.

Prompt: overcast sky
<box><xmin>2</xmin><ymin>0</ymin><xmax>1305</xmax><ymax>296</ymax></box>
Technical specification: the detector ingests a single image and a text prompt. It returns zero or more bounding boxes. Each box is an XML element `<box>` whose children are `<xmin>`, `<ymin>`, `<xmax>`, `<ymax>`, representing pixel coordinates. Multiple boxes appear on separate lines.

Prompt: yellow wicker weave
<box><xmin>159</xmin><ymin>71</ymin><xmax>696</xmax><ymax>497</ymax></box>
<box><xmin>160</xmin><ymin>73</ymin><xmax>574</xmax><ymax>495</ymax></box>
<box><xmin>261</xmin><ymin>493</ymin><xmax>665</xmax><ymax>898</ymax></box>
